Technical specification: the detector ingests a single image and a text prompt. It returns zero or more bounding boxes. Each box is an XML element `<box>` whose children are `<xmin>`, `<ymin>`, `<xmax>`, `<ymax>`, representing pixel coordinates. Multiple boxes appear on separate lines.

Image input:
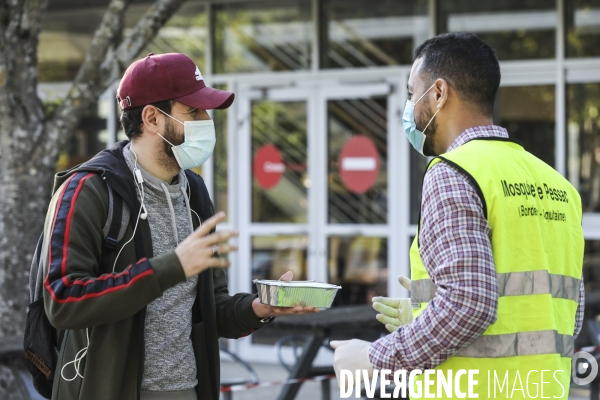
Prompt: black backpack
<box><xmin>23</xmin><ymin>181</ymin><xmax>128</xmax><ymax>399</ymax></box>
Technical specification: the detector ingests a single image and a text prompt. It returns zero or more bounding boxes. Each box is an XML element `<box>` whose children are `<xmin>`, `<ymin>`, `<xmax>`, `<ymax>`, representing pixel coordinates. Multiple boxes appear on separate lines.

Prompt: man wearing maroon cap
<box><xmin>40</xmin><ymin>53</ymin><xmax>317</xmax><ymax>400</ymax></box>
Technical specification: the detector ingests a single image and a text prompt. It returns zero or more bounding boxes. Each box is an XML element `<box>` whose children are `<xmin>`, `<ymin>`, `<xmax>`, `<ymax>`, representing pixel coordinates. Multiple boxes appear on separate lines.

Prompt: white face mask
<box><xmin>156</xmin><ymin>108</ymin><xmax>216</xmax><ymax>169</ymax></box>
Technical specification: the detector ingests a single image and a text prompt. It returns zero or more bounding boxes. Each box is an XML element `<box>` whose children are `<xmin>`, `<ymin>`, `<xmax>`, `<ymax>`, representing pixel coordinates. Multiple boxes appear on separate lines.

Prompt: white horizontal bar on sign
<box><xmin>341</xmin><ymin>157</ymin><xmax>377</xmax><ymax>171</ymax></box>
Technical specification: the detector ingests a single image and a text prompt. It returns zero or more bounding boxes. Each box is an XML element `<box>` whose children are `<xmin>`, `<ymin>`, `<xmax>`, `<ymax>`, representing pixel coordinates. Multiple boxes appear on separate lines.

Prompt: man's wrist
<box><xmin>252</xmin><ymin>297</ymin><xmax>269</xmax><ymax>318</ymax></box>
<box><xmin>252</xmin><ymin>299</ymin><xmax>274</xmax><ymax>323</ymax></box>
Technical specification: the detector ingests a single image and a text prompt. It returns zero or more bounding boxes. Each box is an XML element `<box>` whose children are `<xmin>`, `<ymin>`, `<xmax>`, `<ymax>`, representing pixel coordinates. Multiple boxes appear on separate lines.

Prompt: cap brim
<box><xmin>175</xmin><ymin>86</ymin><xmax>235</xmax><ymax>110</ymax></box>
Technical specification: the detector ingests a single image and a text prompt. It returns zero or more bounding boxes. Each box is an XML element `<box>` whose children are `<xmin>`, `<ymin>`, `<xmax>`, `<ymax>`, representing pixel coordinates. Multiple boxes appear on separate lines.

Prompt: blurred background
<box><xmin>38</xmin><ymin>0</ymin><xmax>600</xmax><ymax>371</ymax></box>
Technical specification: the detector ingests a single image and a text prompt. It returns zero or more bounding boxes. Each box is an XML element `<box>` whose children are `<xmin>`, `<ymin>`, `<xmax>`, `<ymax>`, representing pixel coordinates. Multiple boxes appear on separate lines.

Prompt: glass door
<box><xmin>233</xmin><ymin>73</ymin><xmax>408</xmax><ymax>362</ymax></box>
<box><xmin>316</xmin><ymin>81</ymin><xmax>406</xmax><ymax>308</ymax></box>
<box><xmin>235</xmin><ymin>84</ymin><xmax>314</xmax><ymax>359</ymax></box>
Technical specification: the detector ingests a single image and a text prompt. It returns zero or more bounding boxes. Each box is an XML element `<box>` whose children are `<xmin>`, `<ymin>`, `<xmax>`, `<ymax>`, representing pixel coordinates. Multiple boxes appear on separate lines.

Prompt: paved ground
<box><xmin>220</xmin><ymin>360</ymin><xmax>343</xmax><ymax>400</ymax></box>
<box><xmin>221</xmin><ymin>361</ymin><xmax>594</xmax><ymax>400</ymax></box>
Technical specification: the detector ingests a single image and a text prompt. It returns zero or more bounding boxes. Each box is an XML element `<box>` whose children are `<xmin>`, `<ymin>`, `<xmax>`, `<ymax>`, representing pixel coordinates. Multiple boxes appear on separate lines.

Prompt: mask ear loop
<box><xmin>422</xmin><ymin>108</ymin><xmax>441</xmax><ymax>134</ymax></box>
<box><xmin>415</xmin><ymin>82</ymin><xmax>437</xmax><ymax>105</ymax></box>
<box><xmin>414</xmin><ymin>82</ymin><xmax>441</xmax><ymax>134</ymax></box>
<box><xmin>156</xmin><ymin>107</ymin><xmax>185</xmax><ymax>125</ymax></box>
<box><xmin>155</xmin><ymin>130</ymin><xmax>177</xmax><ymax>147</ymax></box>
<box><xmin>154</xmin><ymin>108</ymin><xmax>185</xmax><ymax>147</ymax></box>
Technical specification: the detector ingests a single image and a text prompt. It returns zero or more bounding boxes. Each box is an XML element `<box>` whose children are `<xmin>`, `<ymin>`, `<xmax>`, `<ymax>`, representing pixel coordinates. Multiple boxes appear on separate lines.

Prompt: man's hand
<box><xmin>175</xmin><ymin>212</ymin><xmax>238</xmax><ymax>279</ymax></box>
<box><xmin>330</xmin><ymin>339</ymin><xmax>374</xmax><ymax>389</ymax></box>
<box><xmin>251</xmin><ymin>271</ymin><xmax>320</xmax><ymax>318</ymax></box>
<box><xmin>372</xmin><ymin>275</ymin><xmax>413</xmax><ymax>332</ymax></box>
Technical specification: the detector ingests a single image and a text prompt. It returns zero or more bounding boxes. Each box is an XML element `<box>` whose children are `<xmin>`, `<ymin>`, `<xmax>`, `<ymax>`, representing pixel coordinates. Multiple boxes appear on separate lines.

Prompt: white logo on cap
<box><xmin>195</xmin><ymin>66</ymin><xmax>203</xmax><ymax>81</ymax></box>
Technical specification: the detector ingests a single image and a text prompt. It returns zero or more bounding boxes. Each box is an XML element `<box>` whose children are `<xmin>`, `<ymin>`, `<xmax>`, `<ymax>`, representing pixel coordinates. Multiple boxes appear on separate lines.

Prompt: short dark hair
<box><xmin>413</xmin><ymin>32</ymin><xmax>500</xmax><ymax>116</ymax></box>
<box><xmin>119</xmin><ymin>100</ymin><xmax>173</xmax><ymax>140</ymax></box>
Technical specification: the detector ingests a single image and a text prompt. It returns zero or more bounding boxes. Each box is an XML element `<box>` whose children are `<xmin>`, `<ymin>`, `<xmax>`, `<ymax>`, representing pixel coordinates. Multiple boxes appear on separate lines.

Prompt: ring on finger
<box><xmin>212</xmin><ymin>244</ymin><xmax>219</xmax><ymax>257</ymax></box>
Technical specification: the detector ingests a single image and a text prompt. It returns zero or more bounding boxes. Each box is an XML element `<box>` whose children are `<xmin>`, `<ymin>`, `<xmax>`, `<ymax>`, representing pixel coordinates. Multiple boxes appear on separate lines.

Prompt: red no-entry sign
<box><xmin>254</xmin><ymin>145</ymin><xmax>285</xmax><ymax>190</ymax></box>
<box><xmin>338</xmin><ymin>135</ymin><xmax>380</xmax><ymax>194</ymax></box>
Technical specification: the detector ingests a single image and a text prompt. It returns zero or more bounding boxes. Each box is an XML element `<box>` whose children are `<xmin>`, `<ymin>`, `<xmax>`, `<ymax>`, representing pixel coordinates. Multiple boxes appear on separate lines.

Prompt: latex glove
<box><xmin>330</xmin><ymin>339</ymin><xmax>374</xmax><ymax>389</ymax></box>
<box><xmin>372</xmin><ymin>275</ymin><xmax>413</xmax><ymax>332</ymax></box>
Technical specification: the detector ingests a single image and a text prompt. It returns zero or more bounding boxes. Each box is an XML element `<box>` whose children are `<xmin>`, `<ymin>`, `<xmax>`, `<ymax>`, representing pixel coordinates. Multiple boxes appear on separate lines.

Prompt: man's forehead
<box><xmin>408</xmin><ymin>57</ymin><xmax>424</xmax><ymax>89</ymax></box>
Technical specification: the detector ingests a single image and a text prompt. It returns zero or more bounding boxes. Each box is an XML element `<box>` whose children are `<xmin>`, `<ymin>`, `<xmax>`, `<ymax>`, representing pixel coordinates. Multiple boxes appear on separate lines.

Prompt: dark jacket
<box><xmin>42</xmin><ymin>141</ymin><xmax>264</xmax><ymax>400</ymax></box>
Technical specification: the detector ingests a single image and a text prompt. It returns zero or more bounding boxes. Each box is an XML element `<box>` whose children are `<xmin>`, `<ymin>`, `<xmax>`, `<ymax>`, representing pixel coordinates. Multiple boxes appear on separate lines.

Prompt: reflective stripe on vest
<box><xmin>455</xmin><ymin>330</ymin><xmax>574</xmax><ymax>359</ymax></box>
<box><xmin>411</xmin><ymin>270</ymin><xmax>581</xmax><ymax>305</ymax></box>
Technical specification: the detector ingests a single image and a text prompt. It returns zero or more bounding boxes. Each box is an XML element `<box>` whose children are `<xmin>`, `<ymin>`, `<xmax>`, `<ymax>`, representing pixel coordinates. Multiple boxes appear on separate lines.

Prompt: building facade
<box><xmin>41</xmin><ymin>0</ymin><xmax>600</xmax><ymax>363</ymax></box>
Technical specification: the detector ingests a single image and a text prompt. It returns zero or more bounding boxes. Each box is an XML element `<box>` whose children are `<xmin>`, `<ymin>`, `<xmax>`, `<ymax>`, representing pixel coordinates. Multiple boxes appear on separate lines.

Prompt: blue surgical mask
<box><xmin>402</xmin><ymin>83</ymin><xmax>440</xmax><ymax>155</ymax></box>
<box><xmin>156</xmin><ymin>109</ymin><xmax>216</xmax><ymax>169</ymax></box>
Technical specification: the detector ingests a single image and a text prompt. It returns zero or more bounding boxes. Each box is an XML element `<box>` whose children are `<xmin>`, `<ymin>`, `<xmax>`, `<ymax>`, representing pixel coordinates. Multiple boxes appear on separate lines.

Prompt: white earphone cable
<box><xmin>185</xmin><ymin>176</ymin><xmax>201</xmax><ymax>225</ymax></box>
<box><xmin>61</xmin><ymin>145</ymin><xmax>148</xmax><ymax>382</ymax></box>
<box><xmin>112</xmin><ymin>146</ymin><xmax>146</xmax><ymax>273</ymax></box>
<box><xmin>61</xmin><ymin>328</ymin><xmax>89</xmax><ymax>381</ymax></box>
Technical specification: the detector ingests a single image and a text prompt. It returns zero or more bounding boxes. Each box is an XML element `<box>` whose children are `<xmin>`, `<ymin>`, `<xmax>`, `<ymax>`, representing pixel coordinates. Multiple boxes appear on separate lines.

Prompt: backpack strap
<box><xmin>30</xmin><ymin>234</ymin><xmax>45</xmax><ymax>304</ymax></box>
<box><xmin>99</xmin><ymin>183</ymin><xmax>129</xmax><ymax>274</ymax></box>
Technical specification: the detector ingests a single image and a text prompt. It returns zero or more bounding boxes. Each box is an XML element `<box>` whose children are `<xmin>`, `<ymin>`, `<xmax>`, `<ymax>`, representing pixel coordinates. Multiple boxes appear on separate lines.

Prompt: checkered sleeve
<box><xmin>575</xmin><ymin>275</ymin><xmax>584</xmax><ymax>338</ymax></box>
<box><xmin>368</xmin><ymin>162</ymin><xmax>498</xmax><ymax>371</ymax></box>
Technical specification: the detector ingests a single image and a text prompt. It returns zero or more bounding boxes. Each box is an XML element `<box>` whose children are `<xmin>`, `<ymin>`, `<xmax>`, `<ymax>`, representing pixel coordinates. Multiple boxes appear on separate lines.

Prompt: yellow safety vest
<box><xmin>410</xmin><ymin>138</ymin><xmax>584</xmax><ymax>399</ymax></box>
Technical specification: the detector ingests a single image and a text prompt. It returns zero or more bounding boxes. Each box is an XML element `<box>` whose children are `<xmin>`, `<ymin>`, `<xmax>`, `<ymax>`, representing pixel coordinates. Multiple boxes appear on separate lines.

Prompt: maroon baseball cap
<box><xmin>117</xmin><ymin>53</ymin><xmax>234</xmax><ymax>110</ymax></box>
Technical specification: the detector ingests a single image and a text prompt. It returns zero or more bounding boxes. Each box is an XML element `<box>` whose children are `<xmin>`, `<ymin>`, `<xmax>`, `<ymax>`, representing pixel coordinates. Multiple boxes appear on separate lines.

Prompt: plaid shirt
<box><xmin>369</xmin><ymin>125</ymin><xmax>584</xmax><ymax>371</ymax></box>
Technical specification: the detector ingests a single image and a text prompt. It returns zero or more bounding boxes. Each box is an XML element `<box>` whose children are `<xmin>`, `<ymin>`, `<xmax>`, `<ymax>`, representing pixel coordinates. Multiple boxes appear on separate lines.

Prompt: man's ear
<box><xmin>434</xmin><ymin>78</ymin><xmax>449</xmax><ymax>110</ymax></box>
<box><xmin>141</xmin><ymin>105</ymin><xmax>160</xmax><ymax>133</ymax></box>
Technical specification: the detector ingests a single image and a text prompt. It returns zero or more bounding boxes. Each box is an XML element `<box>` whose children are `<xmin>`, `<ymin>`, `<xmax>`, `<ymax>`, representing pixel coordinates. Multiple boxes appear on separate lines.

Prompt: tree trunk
<box><xmin>0</xmin><ymin>1</ymin><xmax>52</xmax><ymax>397</ymax></box>
<box><xmin>0</xmin><ymin>0</ymin><xmax>187</xmax><ymax>397</ymax></box>
<box><xmin>0</xmin><ymin>0</ymin><xmax>50</xmax><ymax>337</ymax></box>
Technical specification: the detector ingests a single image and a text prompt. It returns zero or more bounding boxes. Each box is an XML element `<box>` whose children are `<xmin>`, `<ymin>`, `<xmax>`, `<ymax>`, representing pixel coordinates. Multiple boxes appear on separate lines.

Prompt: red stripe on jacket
<box><xmin>47</xmin><ymin>268</ymin><xmax>154</xmax><ymax>304</ymax></box>
<box><xmin>70</xmin><ymin>258</ymin><xmax>148</xmax><ymax>286</ymax></box>
<box><xmin>46</xmin><ymin>173</ymin><xmax>78</xmax><ymax>285</ymax></box>
<box><xmin>61</xmin><ymin>173</ymin><xmax>94</xmax><ymax>283</ymax></box>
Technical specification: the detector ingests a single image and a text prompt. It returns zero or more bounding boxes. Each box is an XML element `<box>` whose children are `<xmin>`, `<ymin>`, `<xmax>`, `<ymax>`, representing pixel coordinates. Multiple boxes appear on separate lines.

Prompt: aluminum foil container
<box><xmin>253</xmin><ymin>280</ymin><xmax>341</xmax><ymax>308</ymax></box>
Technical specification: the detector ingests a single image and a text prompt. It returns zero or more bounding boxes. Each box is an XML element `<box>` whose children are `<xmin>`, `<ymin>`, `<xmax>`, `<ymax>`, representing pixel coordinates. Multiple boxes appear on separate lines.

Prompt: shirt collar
<box><xmin>447</xmin><ymin>125</ymin><xmax>510</xmax><ymax>152</ymax></box>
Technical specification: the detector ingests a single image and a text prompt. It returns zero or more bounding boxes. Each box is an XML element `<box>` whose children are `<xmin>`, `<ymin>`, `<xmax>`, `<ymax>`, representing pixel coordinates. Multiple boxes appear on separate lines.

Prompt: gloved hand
<box><xmin>372</xmin><ymin>275</ymin><xmax>413</xmax><ymax>332</ymax></box>
<box><xmin>330</xmin><ymin>339</ymin><xmax>374</xmax><ymax>389</ymax></box>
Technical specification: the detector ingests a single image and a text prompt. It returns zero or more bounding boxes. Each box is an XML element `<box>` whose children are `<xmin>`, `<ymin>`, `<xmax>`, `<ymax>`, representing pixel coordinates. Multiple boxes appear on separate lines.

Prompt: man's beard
<box><xmin>416</xmin><ymin>97</ymin><xmax>438</xmax><ymax>157</ymax></box>
<box><xmin>156</xmin><ymin>118</ymin><xmax>184</xmax><ymax>171</ymax></box>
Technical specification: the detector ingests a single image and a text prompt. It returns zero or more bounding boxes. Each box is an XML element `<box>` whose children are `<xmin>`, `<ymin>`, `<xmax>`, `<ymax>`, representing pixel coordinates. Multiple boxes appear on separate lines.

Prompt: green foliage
<box><xmin>43</xmin><ymin>98</ymin><xmax>63</xmax><ymax>120</ymax></box>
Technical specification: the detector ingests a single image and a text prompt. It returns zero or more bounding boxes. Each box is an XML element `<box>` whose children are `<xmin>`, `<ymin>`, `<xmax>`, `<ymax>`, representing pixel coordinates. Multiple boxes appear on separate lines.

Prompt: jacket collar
<box><xmin>54</xmin><ymin>141</ymin><xmax>140</xmax><ymax>215</ymax></box>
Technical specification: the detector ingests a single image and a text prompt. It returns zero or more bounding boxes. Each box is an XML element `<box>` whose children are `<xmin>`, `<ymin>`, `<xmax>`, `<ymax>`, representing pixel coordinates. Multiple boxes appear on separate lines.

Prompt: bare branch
<box><xmin>0</xmin><ymin>0</ymin><xmax>48</xmax><ymax>147</ymax></box>
<box><xmin>45</xmin><ymin>0</ymin><xmax>188</xmax><ymax>159</ymax></box>
<box><xmin>107</xmin><ymin>0</ymin><xmax>189</xmax><ymax>78</ymax></box>
<box><xmin>44</xmin><ymin>0</ymin><xmax>133</xmax><ymax>156</ymax></box>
